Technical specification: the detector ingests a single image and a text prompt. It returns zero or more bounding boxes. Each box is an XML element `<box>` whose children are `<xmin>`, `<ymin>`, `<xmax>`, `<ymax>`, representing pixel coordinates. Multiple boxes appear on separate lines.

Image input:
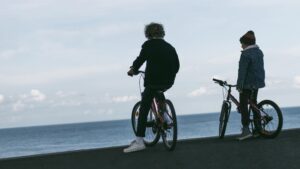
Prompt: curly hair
<box><xmin>144</xmin><ymin>22</ymin><xmax>165</xmax><ymax>39</ymax></box>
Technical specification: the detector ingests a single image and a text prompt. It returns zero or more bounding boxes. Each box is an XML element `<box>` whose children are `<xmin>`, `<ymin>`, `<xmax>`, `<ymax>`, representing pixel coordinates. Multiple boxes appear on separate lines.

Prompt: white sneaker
<box><xmin>123</xmin><ymin>140</ymin><xmax>146</xmax><ymax>153</ymax></box>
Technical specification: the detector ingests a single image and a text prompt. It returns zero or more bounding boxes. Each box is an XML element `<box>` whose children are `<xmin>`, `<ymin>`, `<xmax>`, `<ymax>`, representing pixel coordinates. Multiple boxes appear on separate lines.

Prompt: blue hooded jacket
<box><xmin>237</xmin><ymin>45</ymin><xmax>265</xmax><ymax>89</ymax></box>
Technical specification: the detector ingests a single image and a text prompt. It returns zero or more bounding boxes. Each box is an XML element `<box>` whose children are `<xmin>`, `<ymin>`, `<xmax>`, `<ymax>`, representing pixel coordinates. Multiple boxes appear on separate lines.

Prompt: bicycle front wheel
<box><xmin>161</xmin><ymin>99</ymin><xmax>177</xmax><ymax>151</ymax></box>
<box><xmin>131</xmin><ymin>101</ymin><xmax>160</xmax><ymax>146</ymax></box>
<box><xmin>256</xmin><ymin>100</ymin><xmax>283</xmax><ymax>138</ymax></box>
<box><xmin>219</xmin><ymin>101</ymin><xmax>231</xmax><ymax>139</ymax></box>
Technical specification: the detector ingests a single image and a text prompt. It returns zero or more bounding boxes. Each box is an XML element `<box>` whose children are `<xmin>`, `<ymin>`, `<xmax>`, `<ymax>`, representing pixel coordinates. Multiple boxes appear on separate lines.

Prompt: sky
<box><xmin>0</xmin><ymin>0</ymin><xmax>300</xmax><ymax>128</ymax></box>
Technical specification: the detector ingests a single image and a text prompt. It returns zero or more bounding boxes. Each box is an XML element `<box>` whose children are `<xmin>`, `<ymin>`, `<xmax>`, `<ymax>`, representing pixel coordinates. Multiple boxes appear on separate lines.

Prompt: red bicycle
<box><xmin>131</xmin><ymin>71</ymin><xmax>177</xmax><ymax>151</ymax></box>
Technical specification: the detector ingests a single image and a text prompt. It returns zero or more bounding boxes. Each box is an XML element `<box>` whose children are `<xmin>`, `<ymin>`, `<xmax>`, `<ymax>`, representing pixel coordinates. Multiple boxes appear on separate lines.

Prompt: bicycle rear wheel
<box><xmin>255</xmin><ymin>100</ymin><xmax>283</xmax><ymax>138</ymax></box>
<box><xmin>131</xmin><ymin>101</ymin><xmax>160</xmax><ymax>146</ymax></box>
<box><xmin>219</xmin><ymin>101</ymin><xmax>231</xmax><ymax>139</ymax></box>
<box><xmin>161</xmin><ymin>99</ymin><xmax>177</xmax><ymax>151</ymax></box>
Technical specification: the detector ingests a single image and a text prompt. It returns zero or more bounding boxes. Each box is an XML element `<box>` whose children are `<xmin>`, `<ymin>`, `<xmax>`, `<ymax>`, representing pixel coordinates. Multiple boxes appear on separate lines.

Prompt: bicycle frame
<box><xmin>213</xmin><ymin>78</ymin><xmax>283</xmax><ymax>138</ymax></box>
<box><xmin>225</xmin><ymin>86</ymin><xmax>239</xmax><ymax>107</ymax></box>
<box><xmin>225</xmin><ymin>86</ymin><xmax>267</xmax><ymax>116</ymax></box>
<box><xmin>151</xmin><ymin>98</ymin><xmax>164</xmax><ymax>122</ymax></box>
<box><xmin>216</xmin><ymin>79</ymin><xmax>269</xmax><ymax>120</ymax></box>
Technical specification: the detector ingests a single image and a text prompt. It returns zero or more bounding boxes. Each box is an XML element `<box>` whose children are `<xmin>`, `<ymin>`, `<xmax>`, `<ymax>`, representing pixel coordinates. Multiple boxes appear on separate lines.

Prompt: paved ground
<box><xmin>1</xmin><ymin>129</ymin><xmax>300</xmax><ymax>169</ymax></box>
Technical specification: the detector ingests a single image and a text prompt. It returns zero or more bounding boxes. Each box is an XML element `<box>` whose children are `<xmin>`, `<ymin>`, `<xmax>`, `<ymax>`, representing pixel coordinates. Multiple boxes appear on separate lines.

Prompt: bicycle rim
<box><xmin>161</xmin><ymin>100</ymin><xmax>177</xmax><ymax>151</ymax></box>
<box><xmin>144</xmin><ymin>109</ymin><xmax>160</xmax><ymax>146</ymax></box>
<box><xmin>256</xmin><ymin>100</ymin><xmax>283</xmax><ymax>138</ymax></box>
<box><xmin>131</xmin><ymin>101</ymin><xmax>141</xmax><ymax>135</ymax></box>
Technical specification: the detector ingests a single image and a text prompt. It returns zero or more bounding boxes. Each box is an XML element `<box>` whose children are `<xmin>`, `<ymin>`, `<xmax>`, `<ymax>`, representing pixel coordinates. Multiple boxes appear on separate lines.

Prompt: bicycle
<box><xmin>213</xmin><ymin>78</ymin><xmax>283</xmax><ymax>139</ymax></box>
<box><xmin>131</xmin><ymin>71</ymin><xmax>177</xmax><ymax>151</ymax></box>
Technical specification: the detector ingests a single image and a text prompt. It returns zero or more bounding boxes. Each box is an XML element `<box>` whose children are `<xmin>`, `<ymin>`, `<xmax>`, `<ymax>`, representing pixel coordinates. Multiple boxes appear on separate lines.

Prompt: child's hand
<box><xmin>127</xmin><ymin>69</ymin><xmax>135</xmax><ymax>77</ymax></box>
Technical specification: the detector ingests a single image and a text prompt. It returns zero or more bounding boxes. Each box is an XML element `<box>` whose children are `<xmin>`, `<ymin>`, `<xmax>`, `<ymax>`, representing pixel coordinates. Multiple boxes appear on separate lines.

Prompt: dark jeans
<box><xmin>239</xmin><ymin>89</ymin><xmax>258</xmax><ymax>127</ymax></box>
<box><xmin>136</xmin><ymin>86</ymin><xmax>170</xmax><ymax>137</ymax></box>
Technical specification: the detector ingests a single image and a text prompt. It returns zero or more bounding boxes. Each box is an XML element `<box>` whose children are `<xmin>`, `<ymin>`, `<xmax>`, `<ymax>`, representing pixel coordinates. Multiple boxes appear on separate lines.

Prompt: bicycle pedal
<box><xmin>163</xmin><ymin>122</ymin><xmax>173</xmax><ymax>129</ymax></box>
<box><xmin>146</xmin><ymin>120</ymin><xmax>155</xmax><ymax>127</ymax></box>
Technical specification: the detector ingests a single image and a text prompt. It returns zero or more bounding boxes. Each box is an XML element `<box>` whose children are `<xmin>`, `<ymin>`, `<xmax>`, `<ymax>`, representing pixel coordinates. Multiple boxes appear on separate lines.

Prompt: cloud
<box><xmin>228</xmin><ymin>0</ymin><xmax>300</xmax><ymax>7</ymax></box>
<box><xmin>11</xmin><ymin>89</ymin><xmax>46</xmax><ymax>111</ymax></box>
<box><xmin>53</xmin><ymin>100</ymin><xmax>82</xmax><ymax>107</ymax></box>
<box><xmin>56</xmin><ymin>91</ymin><xmax>79</xmax><ymax>98</ymax></box>
<box><xmin>112</xmin><ymin>95</ymin><xmax>139</xmax><ymax>103</ymax></box>
<box><xmin>0</xmin><ymin>48</ymin><xmax>28</xmax><ymax>59</ymax></box>
<box><xmin>0</xmin><ymin>0</ymin><xmax>173</xmax><ymax>22</ymax></box>
<box><xmin>30</xmin><ymin>89</ymin><xmax>46</xmax><ymax>102</ymax></box>
<box><xmin>283</xmin><ymin>45</ymin><xmax>300</xmax><ymax>57</ymax></box>
<box><xmin>188</xmin><ymin>87</ymin><xmax>208</xmax><ymax>97</ymax></box>
<box><xmin>12</xmin><ymin>101</ymin><xmax>25</xmax><ymax>112</ymax></box>
<box><xmin>294</xmin><ymin>76</ymin><xmax>300</xmax><ymax>88</ymax></box>
<box><xmin>265</xmin><ymin>78</ymin><xmax>282</xmax><ymax>86</ymax></box>
<box><xmin>0</xmin><ymin>94</ymin><xmax>4</xmax><ymax>104</ymax></box>
<box><xmin>0</xmin><ymin>64</ymin><xmax>122</xmax><ymax>85</ymax></box>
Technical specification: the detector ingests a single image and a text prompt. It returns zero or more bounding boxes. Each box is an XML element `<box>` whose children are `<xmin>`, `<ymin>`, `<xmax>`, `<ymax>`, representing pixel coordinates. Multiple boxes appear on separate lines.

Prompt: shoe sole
<box><xmin>237</xmin><ymin>134</ymin><xmax>253</xmax><ymax>141</ymax></box>
<box><xmin>123</xmin><ymin>146</ymin><xmax>146</xmax><ymax>153</ymax></box>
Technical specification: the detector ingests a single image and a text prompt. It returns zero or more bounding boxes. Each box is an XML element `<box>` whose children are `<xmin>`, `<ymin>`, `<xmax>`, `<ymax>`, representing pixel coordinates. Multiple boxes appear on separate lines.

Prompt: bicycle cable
<box><xmin>138</xmin><ymin>73</ymin><xmax>144</xmax><ymax>96</ymax></box>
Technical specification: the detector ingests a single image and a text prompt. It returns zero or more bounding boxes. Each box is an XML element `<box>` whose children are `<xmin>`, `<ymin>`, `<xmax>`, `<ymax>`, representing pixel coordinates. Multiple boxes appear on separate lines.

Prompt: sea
<box><xmin>0</xmin><ymin>106</ymin><xmax>299</xmax><ymax>159</ymax></box>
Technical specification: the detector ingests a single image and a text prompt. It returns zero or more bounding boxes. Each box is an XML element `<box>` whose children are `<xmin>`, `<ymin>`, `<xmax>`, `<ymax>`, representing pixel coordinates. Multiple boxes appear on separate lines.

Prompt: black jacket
<box><xmin>131</xmin><ymin>39</ymin><xmax>180</xmax><ymax>87</ymax></box>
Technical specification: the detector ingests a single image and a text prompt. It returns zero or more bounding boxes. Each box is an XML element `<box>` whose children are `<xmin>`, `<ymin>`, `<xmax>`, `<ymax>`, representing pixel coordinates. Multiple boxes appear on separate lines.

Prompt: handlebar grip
<box><xmin>212</xmin><ymin>78</ymin><xmax>224</xmax><ymax>85</ymax></box>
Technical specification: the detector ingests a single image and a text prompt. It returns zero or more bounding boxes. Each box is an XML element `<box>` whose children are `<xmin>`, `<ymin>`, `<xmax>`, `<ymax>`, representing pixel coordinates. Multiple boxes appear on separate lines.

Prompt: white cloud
<box><xmin>7</xmin><ymin>90</ymin><xmax>46</xmax><ymax>112</ymax></box>
<box><xmin>294</xmin><ymin>76</ymin><xmax>300</xmax><ymax>88</ymax></box>
<box><xmin>188</xmin><ymin>87</ymin><xmax>208</xmax><ymax>97</ymax></box>
<box><xmin>36</xmin><ymin>22</ymin><xmax>141</xmax><ymax>40</ymax></box>
<box><xmin>12</xmin><ymin>101</ymin><xmax>25</xmax><ymax>112</ymax></box>
<box><xmin>0</xmin><ymin>94</ymin><xmax>4</xmax><ymax>104</ymax></box>
<box><xmin>229</xmin><ymin>0</ymin><xmax>300</xmax><ymax>7</ymax></box>
<box><xmin>0</xmin><ymin>0</ymin><xmax>173</xmax><ymax>21</ymax></box>
<box><xmin>283</xmin><ymin>45</ymin><xmax>300</xmax><ymax>57</ymax></box>
<box><xmin>56</xmin><ymin>91</ymin><xmax>79</xmax><ymax>98</ymax></box>
<box><xmin>0</xmin><ymin>48</ymin><xmax>24</xmax><ymax>59</ymax></box>
<box><xmin>265</xmin><ymin>78</ymin><xmax>282</xmax><ymax>86</ymax></box>
<box><xmin>0</xmin><ymin>64</ymin><xmax>122</xmax><ymax>85</ymax></box>
<box><xmin>207</xmin><ymin>53</ymin><xmax>237</xmax><ymax>65</ymax></box>
<box><xmin>30</xmin><ymin>89</ymin><xmax>46</xmax><ymax>102</ymax></box>
<box><xmin>54</xmin><ymin>100</ymin><xmax>82</xmax><ymax>107</ymax></box>
<box><xmin>112</xmin><ymin>95</ymin><xmax>139</xmax><ymax>103</ymax></box>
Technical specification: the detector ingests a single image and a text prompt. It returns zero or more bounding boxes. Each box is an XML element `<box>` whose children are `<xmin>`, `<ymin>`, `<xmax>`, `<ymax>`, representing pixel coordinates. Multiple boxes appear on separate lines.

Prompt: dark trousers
<box><xmin>239</xmin><ymin>89</ymin><xmax>258</xmax><ymax>127</ymax></box>
<box><xmin>136</xmin><ymin>86</ymin><xmax>169</xmax><ymax>137</ymax></box>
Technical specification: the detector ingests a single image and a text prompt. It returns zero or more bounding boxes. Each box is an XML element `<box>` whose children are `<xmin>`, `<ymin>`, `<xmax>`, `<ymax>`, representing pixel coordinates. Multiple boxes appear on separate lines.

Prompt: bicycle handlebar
<box><xmin>137</xmin><ymin>70</ymin><xmax>145</xmax><ymax>74</ymax></box>
<box><xmin>212</xmin><ymin>78</ymin><xmax>237</xmax><ymax>87</ymax></box>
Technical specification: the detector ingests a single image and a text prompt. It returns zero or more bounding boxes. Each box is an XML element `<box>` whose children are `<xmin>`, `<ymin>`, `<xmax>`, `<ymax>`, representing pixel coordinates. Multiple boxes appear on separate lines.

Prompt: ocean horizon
<box><xmin>0</xmin><ymin>106</ymin><xmax>299</xmax><ymax>159</ymax></box>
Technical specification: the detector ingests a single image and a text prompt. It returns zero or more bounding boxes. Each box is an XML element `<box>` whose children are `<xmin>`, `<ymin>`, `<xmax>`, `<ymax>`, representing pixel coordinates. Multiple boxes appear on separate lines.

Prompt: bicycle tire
<box><xmin>219</xmin><ymin>101</ymin><xmax>231</xmax><ymax>139</ymax></box>
<box><xmin>161</xmin><ymin>99</ymin><xmax>177</xmax><ymax>151</ymax></box>
<box><xmin>131</xmin><ymin>101</ymin><xmax>160</xmax><ymax>146</ymax></box>
<box><xmin>131</xmin><ymin>101</ymin><xmax>141</xmax><ymax>135</ymax></box>
<box><xmin>255</xmin><ymin>100</ymin><xmax>283</xmax><ymax>138</ymax></box>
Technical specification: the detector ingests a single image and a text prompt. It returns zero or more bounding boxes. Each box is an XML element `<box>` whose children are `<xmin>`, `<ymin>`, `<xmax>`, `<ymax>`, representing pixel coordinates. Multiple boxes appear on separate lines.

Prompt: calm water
<box><xmin>0</xmin><ymin>107</ymin><xmax>299</xmax><ymax>159</ymax></box>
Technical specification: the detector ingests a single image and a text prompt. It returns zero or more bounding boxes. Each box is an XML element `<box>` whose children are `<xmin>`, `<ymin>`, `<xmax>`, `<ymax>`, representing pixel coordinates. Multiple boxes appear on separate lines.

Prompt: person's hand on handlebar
<box><xmin>127</xmin><ymin>67</ymin><xmax>140</xmax><ymax>77</ymax></box>
<box><xmin>127</xmin><ymin>68</ymin><xmax>135</xmax><ymax>77</ymax></box>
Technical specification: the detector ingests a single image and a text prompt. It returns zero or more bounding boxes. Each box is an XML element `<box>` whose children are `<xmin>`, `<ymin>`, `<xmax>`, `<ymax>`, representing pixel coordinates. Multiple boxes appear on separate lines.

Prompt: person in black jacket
<box><xmin>124</xmin><ymin>23</ymin><xmax>180</xmax><ymax>153</ymax></box>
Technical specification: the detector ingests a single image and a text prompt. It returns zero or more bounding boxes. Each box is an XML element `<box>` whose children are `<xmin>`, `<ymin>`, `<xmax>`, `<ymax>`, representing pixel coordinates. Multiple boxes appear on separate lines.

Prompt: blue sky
<box><xmin>0</xmin><ymin>0</ymin><xmax>300</xmax><ymax>128</ymax></box>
